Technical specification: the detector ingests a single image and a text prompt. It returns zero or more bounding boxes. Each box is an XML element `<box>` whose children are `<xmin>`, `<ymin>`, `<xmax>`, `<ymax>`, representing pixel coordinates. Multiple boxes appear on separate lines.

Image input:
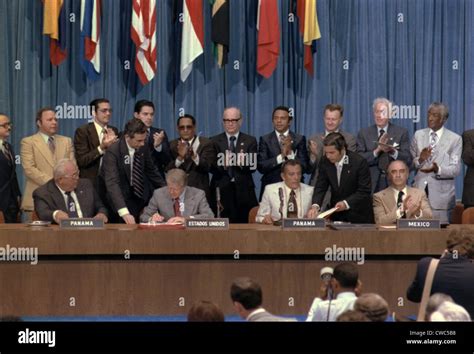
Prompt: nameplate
<box><xmin>60</xmin><ymin>218</ymin><xmax>104</xmax><ymax>229</ymax></box>
<box><xmin>282</xmin><ymin>218</ymin><xmax>326</xmax><ymax>229</ymax></box>
<box><xmin>397</xmin><ymin>219</ymin><xmax>440</xmax><ymax>229</ymax></box>
<box><xmin>185</xmin><ymin>218</ymin><xmax>229</xmax><ymax>229</ymax></box>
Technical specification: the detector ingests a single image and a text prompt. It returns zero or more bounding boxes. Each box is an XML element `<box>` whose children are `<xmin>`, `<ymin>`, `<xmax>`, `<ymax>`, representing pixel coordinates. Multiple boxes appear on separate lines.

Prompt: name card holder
<box><xmin>282</xmin><ymin>218</ymin><xmax>326</xmax><ymax>229</ymax></box>
<box><xmin>397</xmin><ymin>219</ymin><xmax>440</xmax><ymax>230</ymax></box>
<box><xmin>60</xmin><ymin>218</ymin><xmax>104</xmax><ymax>229</ymax></box>
<box><xmin>185</xmin><ymin>218</ymin><xmax>229</xmax><ymax>230</ymax></box>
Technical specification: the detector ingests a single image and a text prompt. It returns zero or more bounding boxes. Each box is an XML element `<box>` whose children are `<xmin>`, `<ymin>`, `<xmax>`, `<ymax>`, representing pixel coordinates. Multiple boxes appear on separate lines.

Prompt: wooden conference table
<box><xmin>0</xmin><ymin>223</ymin><xmax>459</xmax><ymax>318</ymax></box>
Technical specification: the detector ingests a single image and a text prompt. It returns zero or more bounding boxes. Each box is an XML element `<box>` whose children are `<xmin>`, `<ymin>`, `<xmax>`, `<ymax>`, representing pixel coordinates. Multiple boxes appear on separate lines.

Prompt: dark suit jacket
<box><xmin>33</xmin><ymin>178</ymin><xmax>108</xmax><ymax>223</ymax></box>
<box><xmin>407</xmin><ymin>254</ymin><xmax>474</xmax><ymax>319</ymax></box>
<box><xmin>166</xmin><ymin>136</ymin><xmax>215</xmax><ymax>201</ymax></box>
<box><xmin>0</xmin><ymin>142</ymin><xmax>21</xmax><ymax>213</ymax></box>
<box><xmin>462</xmin><ymin>129</ymin><xmax>474</xmax><ymax>207</ymax></box>
<box><xmin>210</xmin><ymin>132</ymin><xmax>258</xmax><ymax>218</ymax></box>
<box><xmin>147</xmin><ymin>126</ymin><xmax>171</xmax><ymax>178</ymax></box>
<box><xmin>312</xmin><ymin>151</ymin><xmax>374</xmax><ymax>223</ymax></box>
<box><xmin>356</xmin><ymin>123</ymin><xmax>411</xmax><ymax>193</ymax></box>
<box><xmin>100</xmin><ymin>137</ymin><xmax>165</xmax><ymax>218</ymax></box>
<box><xmin>257</xmin><ymin>131</ymin><xmax>309</xmax><ymax>198</ymax></box>
<box><xmin>74</xmin><ymin>122</ymin><xmax>119</xmax><ymax>182</ymax></box>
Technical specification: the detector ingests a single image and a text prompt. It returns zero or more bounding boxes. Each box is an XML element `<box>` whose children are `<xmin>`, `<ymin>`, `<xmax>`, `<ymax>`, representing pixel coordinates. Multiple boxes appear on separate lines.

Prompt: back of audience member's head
<box><xmin>333</xmin><ymin>262</ymin><xmax>359</xmax><ymax>290</ymax></box>
<box><xmin>336</xmin><ymin>310</ymin><xmax>370</xmax><ymax>322</ymax></box>
<box><xmin>446</xmin><ymin>229</ymin><xmax>474</xmax><ymax>258</ymax></box>
<box><xmin>425</xmin><ymin>293</ymin><xmax>454</xmax><ymax>321</ymax></box>
<box><xmin>230</xmin><ymin>277</ymin><xmax>262</xmax><ymax>310</ymax></box>
<box><xmin>354</xmin><ymin>293</ymin><xmax>389</xmax><ymax>322</ymax></box>
<box><xmin>430</xmin><ymin>301</ymin><xmax>471</xmax><ymax>322</ymax></box>
<box><xmin>187</xmin><ymin>301</ymin><xmax>225</xmax><ymax>322</ymax></box>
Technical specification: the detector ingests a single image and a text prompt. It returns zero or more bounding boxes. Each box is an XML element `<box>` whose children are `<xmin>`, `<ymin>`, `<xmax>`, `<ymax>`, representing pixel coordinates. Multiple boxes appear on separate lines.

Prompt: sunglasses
<box><xmin>178</xmin><ymin>125</ymin><xmax>194</xmax><ymax>130</ymax></box>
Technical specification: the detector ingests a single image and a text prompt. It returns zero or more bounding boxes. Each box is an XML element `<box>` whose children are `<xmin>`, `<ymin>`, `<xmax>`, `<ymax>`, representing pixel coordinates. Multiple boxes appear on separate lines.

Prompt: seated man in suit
<box><xmin>140</xmin><ymin>168</ymin><xmax>214</xmax><ymax>223</ymax></box>
<box><xmin>306</xmin><ymin>262</ymin><xmax>361</xmax><ymax>321</ymax></box>
<box><xmin>230</xmin><ymin>277</ymin><xmax>296</xmax><ymax>322</ymax></box>
<box><xmin>407</xmin><ymin>229</ymin><xmax>474</xmax><ymax>319</ymax></box>
<box><xmin>308</xmin><ymin>133</ymin><xmax>374</xmax><ymax>223</ymax></box>
<box><xmin>33</xmin><ymin>159</ymin><xmax>108</xmax><ymax>223</ymax></box>
<box><xmin>373</xmin><ymin>160</ymin><xmax>432</xmax><ymax>224</ymax></box>
<box><xmin>257</xmin><ymin>106</ymin><xmax>309</xmax><ymax>200</ymax></box>
<box><xmin>100</xmin><ymin>119</ymin><xmax>165</xmax><ymax>224</ymax></box>
<box><xmin>357</xmin><ymin>98</ymin><xmax>411</xmax><ymax>193</ymax></box>
<box><xmin>256</xmin><ymin>160</ymin><xmax>314</xmax><ymax>224</ymax></box>
<box><xmin>410</xmin><ymin>102</ymin><xmax>462</xmax><ymax>224</ymax></box>
<box><xmin>308</xmin><ymin>104</ymin><xmax>357</xmax><ymax>186</ymax></box>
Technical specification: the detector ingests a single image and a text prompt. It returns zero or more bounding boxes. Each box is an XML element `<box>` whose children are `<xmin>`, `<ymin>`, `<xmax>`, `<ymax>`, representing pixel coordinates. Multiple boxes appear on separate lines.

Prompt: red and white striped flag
<box><xmin>180</xmin><ymin>0</ymin><xmax>204</xmax><ymax>82</ymax></box>
<box><xmin>131</xmin><ymin>0</ymin><xmax>157</xmax><ymax>85</ymax></box>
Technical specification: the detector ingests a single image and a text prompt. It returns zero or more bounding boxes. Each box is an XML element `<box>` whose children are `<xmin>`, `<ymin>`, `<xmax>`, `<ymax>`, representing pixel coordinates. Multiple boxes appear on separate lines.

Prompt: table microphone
<box><xmin>216</xmin><ymin>187</ymin><xmax>222</xmax><ymax>218</ymax></box>
<box><xmin>321</xmin><ymin>266</ymin><xmax>334</xmax><ymax>321</ymax></box>
<box><xmin>273</xmin><ymin>187</ymin><xmax>284</xmax><ymax>226</ymax></box>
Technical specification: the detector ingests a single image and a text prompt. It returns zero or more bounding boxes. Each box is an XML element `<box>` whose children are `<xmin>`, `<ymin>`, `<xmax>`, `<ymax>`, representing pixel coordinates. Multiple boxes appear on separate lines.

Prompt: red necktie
<box><xmin>173</xmin><ymin>199</ymin><xmax>181</xmax><ymax>216</ymax></box>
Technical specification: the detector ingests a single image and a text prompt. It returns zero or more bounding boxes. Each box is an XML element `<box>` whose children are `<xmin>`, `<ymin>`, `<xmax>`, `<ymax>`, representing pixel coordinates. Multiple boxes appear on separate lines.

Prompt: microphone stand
<box><xmin>273</xmin><ymin>198</ymin><xmax>284</xmax><ymax>226</ymax></box>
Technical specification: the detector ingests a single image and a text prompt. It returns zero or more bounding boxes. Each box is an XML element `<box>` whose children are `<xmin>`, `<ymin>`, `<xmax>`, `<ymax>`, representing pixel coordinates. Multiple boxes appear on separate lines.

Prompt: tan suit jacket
<box><xmin>20</xmin><ymin>133</ymin><xmax>75</xmax><ymax>210</ymax></box>
<box><xmin>373</xmin><ymin>186</ymin><xmax>432</xmax><ymax>224</ymax></box>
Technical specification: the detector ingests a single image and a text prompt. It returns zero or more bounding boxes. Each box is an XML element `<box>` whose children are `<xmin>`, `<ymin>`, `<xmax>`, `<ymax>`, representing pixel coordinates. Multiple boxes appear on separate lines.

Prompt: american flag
<box><xmin>131</xmin><ymin>0</ymin><xmax>157</xmax><ymax>85</ymax></box>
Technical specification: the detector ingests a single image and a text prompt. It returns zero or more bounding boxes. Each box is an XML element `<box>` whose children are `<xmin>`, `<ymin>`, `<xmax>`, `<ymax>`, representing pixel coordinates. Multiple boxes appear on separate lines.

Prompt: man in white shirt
<box><xmin>256</xmin><ymin>160</ymin><xmax>314</xmax><ymax>223</ymax></box>
<box><xmin>306</xmin><ymin>262</ymin><xmax>361</xmax><ymax>321</ymax></box>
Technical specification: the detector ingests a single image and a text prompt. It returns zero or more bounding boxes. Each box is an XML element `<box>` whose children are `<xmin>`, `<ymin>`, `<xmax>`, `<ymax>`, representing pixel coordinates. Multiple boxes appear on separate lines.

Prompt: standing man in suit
<box><xmin>133</xmin><ymin>100</ymin><xmax>171</xmax><ymax>177</ymax></box>
<box><xmin>166</xmin><ymin>114</ymin><xmax>215</xmax><ymax>203</ymax></box>
<box><xmin>0</xmin><ymin>113</ymin><xmax>21</xmax><ymax>223</ymax></box>
<box><xmin>100</xmin><ymin>119</ymin><xmax>165</xmax><ymax>224</ymax></box>
<box><xmin>256</xmin><ymin>160</ymin><xmax>314</xmax><ymax>224</ymax></box>
<box><xmin>308</xmin><ymin>133</ymin><xmax>374</xmax><ymax>223</ymax></box>
<box><xmin>373</xmin><ymin>160</ymin><xmax>432</xmax><ymax>224</ymax></box>
<box><xmin>210</xmin><ymin>107</ymin><xmax>258</xmax><ymax>223</ymax></box>
<box><xmin>74</xmin><ymin>98</ymin><xmax>118</xmax><ymax>184</ymax></box>
<box><xmin>461</xmin><ymin>129</ymin><xmax>474</xmax><ymax>209</ymax></box>
<box><xmin>230</xmin><ymin>277</ymin><xmax>296</xmax><ymax>322</ymax></box>
<box><xmin>411</xmin><ymin>102</ymin><xmax>462</xmax><ymax>224</ymax></box>
<box><xmin>20</xmin><ymin>107</ymin><xmax>75</xmax><ymax>218</ymax></box>
<box><xmin>257</xmin><ymin>106</ymin><xmax>309</xmax><ymax>200</ymax></box>
<box><xmin>140</xmin><ymin>168</ymin><xmax>213</xmax><ymax>222</ymax></box>
<box><xmin>357</xmin><ymin>98</ymin><xmax>411</xmax><ymax>193</ymax></box>
<box><xmin>33</xmin><ymin>159</ymin><xmax>108</xmax><ymax>223</ymax></box>
<box><xmin>308</xmin><ymin>104</ymin><xmax>357</xmax><ymax>186</ymax></box>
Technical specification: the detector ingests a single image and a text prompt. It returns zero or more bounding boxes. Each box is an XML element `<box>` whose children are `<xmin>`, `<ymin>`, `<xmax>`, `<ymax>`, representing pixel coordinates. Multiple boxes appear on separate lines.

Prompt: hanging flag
<box><xmin>43</xmin><ymin>0</ymin><xmax>67</xmax><ymax>66</ymax></box>
<box><xmin>80</xmin><ymin>0</ymin><xmax>101</xmax><ymax>81</ymax></box>
<box><xmin>131</xmin><ymin>0</ymin><xmax>157</xmax><ymax>85</ymax></box>
<box><xmin>210</xmin><ymin>0</ymin><xmax>229</xmax><ymax>68</ymax></box>
<box><xmin>256</xmin><ymin>0</ymin><xmax>280</xmax><ymax>78</ymax></box>
<box><xmin>296</xmin><ymin>0</ymin><xmax>321</xmax><ymax>75</ymax></box>
<box><xmin>180</xmin><ymin>0</ymin><xmax>204</xmax><ymax>82</ymax></box>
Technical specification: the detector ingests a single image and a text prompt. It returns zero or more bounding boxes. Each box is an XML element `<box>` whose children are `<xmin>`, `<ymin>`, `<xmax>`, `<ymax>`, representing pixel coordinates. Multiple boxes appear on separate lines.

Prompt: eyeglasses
<box><xmin>178</xmin><ymin>125</ymin><xmax>194</xmax><ymax>131</ymax></box>
<box><xmin>64</xmin><ymin>172</ymin><xmax>80</xmax><ymax>179</ymax></box>
<box><xmin>98</xmin><ymin>108</ymin><xmax>112</xmax><ymax>113</ymax></box>
<box><xmin>0</xmin><ymin>122</ymin><xmax>12</xmax><ymax>128</ymax></box>
<box><xmin>223</xmin><ymin>118</ymin><xmax>241</xmax><ymax>124</ymax></box>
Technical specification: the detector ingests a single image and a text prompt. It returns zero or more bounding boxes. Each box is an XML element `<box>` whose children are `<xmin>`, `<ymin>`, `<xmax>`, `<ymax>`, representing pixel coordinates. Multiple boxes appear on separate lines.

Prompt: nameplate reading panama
<box><xmin>60</xmin><ymin>218</ymin><xmax>104</xmax><ymax>229</ymax></box>
<box><xmin>185</xmin><ymin>218</ymin><xmax>229</xmax><ymax>229</ymax></box>
<box><xmin>397</xmin><ymin>219</ymin><xmax>440</xmax><ymax>229</ymax></box>
<box><xmin>282</xmin><ymin>218</ymin><xmax>326</xmax><ymax>229</ymax></box>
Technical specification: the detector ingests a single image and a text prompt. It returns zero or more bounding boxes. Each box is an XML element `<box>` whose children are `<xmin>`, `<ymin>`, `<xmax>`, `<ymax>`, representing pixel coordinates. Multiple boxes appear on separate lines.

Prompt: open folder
<box><xmin>317</xmin><ymin>207</ymin><xmax>339</xmax><ymax>219</ymax></box>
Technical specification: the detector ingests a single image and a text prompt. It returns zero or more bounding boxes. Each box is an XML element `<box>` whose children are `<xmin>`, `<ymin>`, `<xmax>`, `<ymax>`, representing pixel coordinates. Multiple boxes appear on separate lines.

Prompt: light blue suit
<box><xmin>410</xmin><ymin>127</ymin><xmax>462</xmax><ymax>223</ymax></box>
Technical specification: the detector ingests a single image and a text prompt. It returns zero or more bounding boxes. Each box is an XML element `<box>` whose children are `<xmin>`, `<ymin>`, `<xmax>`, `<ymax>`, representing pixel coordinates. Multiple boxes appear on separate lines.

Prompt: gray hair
<box><xmin>430</xmin><ymin>301</ymin><xmax>471</xmax><ymax>322</ymax></box>
<box><xmin>354</xmin><ymin>293</ymin><xmax>389</xmax><ymax>322</ymax></box>
<box><xmin>166</xmin><ymin>168</ymin><xmax>188</xmax><ymax>186</ymax></box>
<box><xmin>223</xmin><ymin>107</ymin><xmax>243</xmax><ymax>120</ymax></box>
<box><xmin>53</xmin><ymin>158</ymin><xmax>78</xmax><ymax>180</ymax></box>
<box><xmin>372</xmin><ymin>97</ymin><xmax>392</xmax><ymax>117</ymax></box>
<box><xmin>425</xmin><ymin>293</ymin><xmax>454</xmax><ymax>321</ymax></box>
<box><xmin>428</xmin><ymin>102</ymin><xmax>449</xmax><ymax>121</ymax></box>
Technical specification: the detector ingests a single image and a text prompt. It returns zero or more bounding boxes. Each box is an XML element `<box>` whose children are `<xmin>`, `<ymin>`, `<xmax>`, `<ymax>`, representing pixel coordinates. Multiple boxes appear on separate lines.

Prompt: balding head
<box><xmin>387</xmin><ymin>160</ymin><xmax>409</xmax><ymax>190</ymax></box>
<box><xmin>222</xmin><ymin>107</ymin><xmax>243</xmax><ymax>135</ymax></box>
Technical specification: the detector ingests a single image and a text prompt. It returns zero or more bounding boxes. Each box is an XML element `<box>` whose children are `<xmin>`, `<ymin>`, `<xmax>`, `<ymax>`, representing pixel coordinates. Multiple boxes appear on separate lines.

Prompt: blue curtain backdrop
<box><xmin>0</xmin><ymin>0</ymin><xmax>473</xmax><ymax>198</ymax></box>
